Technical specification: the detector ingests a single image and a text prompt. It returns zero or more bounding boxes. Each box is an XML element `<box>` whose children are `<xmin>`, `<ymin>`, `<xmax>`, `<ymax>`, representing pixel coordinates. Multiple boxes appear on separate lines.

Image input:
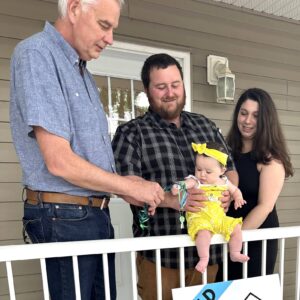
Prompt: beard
<box><xmin>147</xmin><ymin>90</ymin><xmax>186</xmax><ymax>121</ymax></box>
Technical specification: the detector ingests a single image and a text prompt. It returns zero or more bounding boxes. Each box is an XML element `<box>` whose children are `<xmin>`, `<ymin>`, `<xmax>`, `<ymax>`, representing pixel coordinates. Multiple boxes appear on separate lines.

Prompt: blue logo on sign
<box><xmin>193</xmin><ymin>281</ymin><xmax>233</xmax><ymax>300</ymax></box>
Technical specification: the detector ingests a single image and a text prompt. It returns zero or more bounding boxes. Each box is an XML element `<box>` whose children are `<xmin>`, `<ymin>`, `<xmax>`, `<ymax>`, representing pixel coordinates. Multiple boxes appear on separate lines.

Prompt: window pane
<box><xmin>111</xmin><ymin>78</ymin><xmax>132</xmax><ymax>120</ymax></box>
<box><xmin>93</xmin><ymin>75</ymin><xmax>109</xmax><ymax>115</ymax></box>
<box><xmin>134</xmin><ymin>80</ymin><xmax>148</xmax><ymax>117</ymax></box>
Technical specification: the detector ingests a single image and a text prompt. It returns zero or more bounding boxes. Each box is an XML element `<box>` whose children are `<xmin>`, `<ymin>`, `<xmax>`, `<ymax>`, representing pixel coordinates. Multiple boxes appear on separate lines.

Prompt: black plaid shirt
<box><xmin>112</xmin><ymin>109</ymin><xmax>235</xmax><ymax>269</ymax></box>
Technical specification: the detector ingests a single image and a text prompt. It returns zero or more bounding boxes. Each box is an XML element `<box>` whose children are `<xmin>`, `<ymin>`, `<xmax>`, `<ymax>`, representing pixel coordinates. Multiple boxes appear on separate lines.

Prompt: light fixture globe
<box><xmin>207</xmin><ymin>55</ymin><xmax>236</xmax><ymax>103</ymax></box>
<box><xmin>216</xmin><ymin>73</ymin><xmax>235</xmax><ymax>103</ymax></box>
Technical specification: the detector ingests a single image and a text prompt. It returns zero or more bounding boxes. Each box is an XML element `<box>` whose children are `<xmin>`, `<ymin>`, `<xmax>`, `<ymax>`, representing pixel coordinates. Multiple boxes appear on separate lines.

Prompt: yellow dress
<box><xmin>186</xmin><ymin>184</ymin><xmax>242</xmax><ymax>241</ymax></box>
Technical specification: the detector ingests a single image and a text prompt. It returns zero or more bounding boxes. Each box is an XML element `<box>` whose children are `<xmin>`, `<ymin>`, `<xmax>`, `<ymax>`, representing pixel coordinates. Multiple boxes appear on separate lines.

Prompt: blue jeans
<box><xmin>23</xmin><ymin>201</ymin><xmax>116</xmax><ymax>300</ymax></box>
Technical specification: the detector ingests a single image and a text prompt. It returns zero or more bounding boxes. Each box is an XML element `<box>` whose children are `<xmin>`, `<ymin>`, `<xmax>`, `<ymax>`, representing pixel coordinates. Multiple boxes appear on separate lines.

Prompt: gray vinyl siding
<box><xmin>0</xmin><ymin>0</ymin><xmax>299</xmax><ymax>299</ymax></box>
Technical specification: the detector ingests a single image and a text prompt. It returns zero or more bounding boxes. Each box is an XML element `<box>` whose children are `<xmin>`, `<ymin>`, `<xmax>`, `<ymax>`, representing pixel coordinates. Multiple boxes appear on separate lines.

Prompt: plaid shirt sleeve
<box><xmin>112</xmin><ymin>122</ymin><xmax>142</xmax><ymax>177</ymax></box>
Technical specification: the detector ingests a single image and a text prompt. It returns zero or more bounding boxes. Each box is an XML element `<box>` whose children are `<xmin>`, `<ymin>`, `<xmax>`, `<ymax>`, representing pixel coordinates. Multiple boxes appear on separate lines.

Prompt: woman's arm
<box><xmin>242</xmin><ymin>159</ymin><xmax>285</xmax><ymax>229</ymax></box>
<box><xmin>225</xmin><ymin>170</ymin><xmax>239</xmax><ymax>186</ymax></box>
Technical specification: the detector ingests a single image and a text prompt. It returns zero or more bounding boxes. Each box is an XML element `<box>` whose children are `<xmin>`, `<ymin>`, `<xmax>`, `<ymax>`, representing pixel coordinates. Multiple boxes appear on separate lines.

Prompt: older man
<box><xmin>9</xmin><ymin>0</ymin><xmax>164</xmax><ymax>299</ymax></box>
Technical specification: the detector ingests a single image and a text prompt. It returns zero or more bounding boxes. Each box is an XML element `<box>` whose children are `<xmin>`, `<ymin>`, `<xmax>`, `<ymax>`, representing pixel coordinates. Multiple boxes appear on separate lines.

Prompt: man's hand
<box><xmin>132</xmin><ymin>180</ymin><xmax>165</xmax><ymax>208</ymax></box>
<box><xmin>220</xmin><ymin>190</ymin><xmax>232</xmax><ymax>212</ymax></box>
<box><xmin>184</xmin><ymin>188</ymin><xmax>207</xmax><ymax>212</ymax></box>
<box><xmin>120</xmin><ymin>176</ymin><xmax>164</xmax><ymax>210</ymax></box>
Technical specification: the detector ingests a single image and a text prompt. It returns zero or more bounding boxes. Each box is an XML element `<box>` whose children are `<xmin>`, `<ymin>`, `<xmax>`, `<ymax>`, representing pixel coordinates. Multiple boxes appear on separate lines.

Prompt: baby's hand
<box><xmin>234</xmin><ymin>197</ymin><xmax>247</xmax><ymax>210</ymax></box>
<box><xmin>171</xmin><ymin>183</ymin><xmax>180</xmax><ymax>196</ymax></box>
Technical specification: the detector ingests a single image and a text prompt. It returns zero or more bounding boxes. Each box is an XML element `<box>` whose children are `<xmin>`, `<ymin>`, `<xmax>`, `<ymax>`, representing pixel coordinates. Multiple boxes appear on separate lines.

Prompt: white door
<box><xmin>88</xmin><ymin>41</ymin><xmax>191</xmax><ymax>300</ymax></box>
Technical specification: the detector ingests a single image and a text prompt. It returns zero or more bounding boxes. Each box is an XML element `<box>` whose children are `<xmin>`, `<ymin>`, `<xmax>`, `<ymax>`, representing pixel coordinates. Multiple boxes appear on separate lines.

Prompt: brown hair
<box><xmin>227</xmin><ymin>88</ymin><xmax>293</xmax><ymax>178</ymax></box>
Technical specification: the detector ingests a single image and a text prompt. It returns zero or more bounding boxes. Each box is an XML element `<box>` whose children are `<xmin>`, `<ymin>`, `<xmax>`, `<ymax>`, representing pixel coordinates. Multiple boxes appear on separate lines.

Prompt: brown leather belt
<box><xmin>25</xmin><ymin>188</ymin><xmax>110</xmax><ymax>209</ymax></box>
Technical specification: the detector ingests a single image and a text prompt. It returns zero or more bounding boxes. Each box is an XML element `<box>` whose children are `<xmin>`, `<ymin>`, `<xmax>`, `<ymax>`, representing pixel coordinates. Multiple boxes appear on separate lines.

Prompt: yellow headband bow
<box><xmin>191</xmin><ymin>143</ymin><xmax>228</xmax><ymax>166</ymax></box>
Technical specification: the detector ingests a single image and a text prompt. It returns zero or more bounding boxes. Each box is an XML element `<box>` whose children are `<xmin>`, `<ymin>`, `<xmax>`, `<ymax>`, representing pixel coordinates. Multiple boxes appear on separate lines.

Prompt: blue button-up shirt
<box><xmin>10</xmin><ymin>22</ymin><xmax>115</xmax><ymax>196</ymax></box>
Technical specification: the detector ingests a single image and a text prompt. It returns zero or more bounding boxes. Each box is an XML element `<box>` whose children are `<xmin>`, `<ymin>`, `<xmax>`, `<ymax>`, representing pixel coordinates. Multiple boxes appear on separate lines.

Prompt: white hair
<box><xmin>58</xmin><ymin>0</ymin><xmax>124</xmax><ymax>18</ymax></box>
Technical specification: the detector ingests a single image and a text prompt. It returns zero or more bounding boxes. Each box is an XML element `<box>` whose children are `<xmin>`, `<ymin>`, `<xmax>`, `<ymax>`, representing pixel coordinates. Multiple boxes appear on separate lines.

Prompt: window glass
<box><xmin>93</xmin><ymin>75</ymin><xmax>109</xmax><ymax>115</ymax></box>
<box><xmin>134</xmin><ymin>80</ymin><xmax>148</xmax><ymax>117</ymax></box>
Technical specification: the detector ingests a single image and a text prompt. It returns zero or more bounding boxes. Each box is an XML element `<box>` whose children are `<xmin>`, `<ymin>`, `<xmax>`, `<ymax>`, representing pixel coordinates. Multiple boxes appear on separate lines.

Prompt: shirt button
<box><xmin>75</xmin><ymin>93</ymin><xmax>79</xmax><ymax>97</ymax></box>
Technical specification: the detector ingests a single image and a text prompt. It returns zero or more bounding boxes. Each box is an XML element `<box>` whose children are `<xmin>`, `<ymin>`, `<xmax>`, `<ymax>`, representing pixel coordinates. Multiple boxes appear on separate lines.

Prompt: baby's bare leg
<box><xmin>229</xmin><ymin>224</ymin><xmax>249</xmax><ymax>262</ymax></box>
<box><xmin>195</xmin><ymin>230</ymin><xmax>212</xmax><ymax>273</ymax></box>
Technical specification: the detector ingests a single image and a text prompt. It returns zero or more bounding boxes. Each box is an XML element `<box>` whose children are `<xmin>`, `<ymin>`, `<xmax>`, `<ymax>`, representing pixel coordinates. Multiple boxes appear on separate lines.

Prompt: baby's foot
<box><xmin>230</xmin><ymin>252</ymin><xmax>249</xmax><ymax>263</ymax></box>
<box><xmin>195</xmin><ymin>257</ymin><xmax>209</xmax><ymax>273</ymax></box>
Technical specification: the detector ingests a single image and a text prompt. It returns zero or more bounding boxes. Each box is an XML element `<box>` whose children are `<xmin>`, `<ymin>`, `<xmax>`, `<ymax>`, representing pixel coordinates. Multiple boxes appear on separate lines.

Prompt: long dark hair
<box><xmin>227</xmin><ymin>88</ymin><xmax>293</xmax><ymax>178</ymax></box>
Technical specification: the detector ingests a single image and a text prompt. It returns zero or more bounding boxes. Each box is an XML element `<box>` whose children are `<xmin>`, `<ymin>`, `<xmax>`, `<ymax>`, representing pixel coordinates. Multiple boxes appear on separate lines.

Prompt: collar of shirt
<box><xmin>79</xmin><ymin>59</ymin><xmax>86</xmax><ymax>69</ymax></box>
<box><xmin>44</xmin><ymin>21</ymin><xmax>84</xmax><ymax>70</ymax></box>
<box><xmin>146</xmin><ymin>108</ymin><xmax>189</xmax><ymax>129</ymax></box>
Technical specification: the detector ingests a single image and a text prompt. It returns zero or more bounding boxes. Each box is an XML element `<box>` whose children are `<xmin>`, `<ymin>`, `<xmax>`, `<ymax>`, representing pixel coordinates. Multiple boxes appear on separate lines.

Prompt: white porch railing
<box><xmin>0</xmin><ymin>226</ymin><xmax>299</xmax><ymax>300</ymax></box>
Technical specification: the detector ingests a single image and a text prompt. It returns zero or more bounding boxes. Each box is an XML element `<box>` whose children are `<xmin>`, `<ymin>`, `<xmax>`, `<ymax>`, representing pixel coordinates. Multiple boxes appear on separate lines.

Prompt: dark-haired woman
<box><xmin>217</xmin><ymin>88</ymin><xmax>293</xmax><ymax>280</ymax></box>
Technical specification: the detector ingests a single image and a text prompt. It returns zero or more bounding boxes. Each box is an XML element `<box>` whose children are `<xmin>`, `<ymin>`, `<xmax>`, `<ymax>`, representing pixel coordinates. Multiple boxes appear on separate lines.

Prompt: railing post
<box><xmin>179</xmin><ymin>247</ymin><xmax>185</xmax><ymax>287</ymax></box>
<box><xmin>242</xmin><ymin>242</ymin><xmax>248</xmax><ymax>279</ymax></box>
<box><xmin>130</xmin><ymin>251</ymin><xmax>138</xmax><ymax>300</ymax></box>
<box><xmin>296</xmin><ymin>237</ymin><xmax>300</xmax><ymax>300</ymax></box>
<box><xmin>40</xmin><ymin>258</ymin><xmax>50</xmax><ymax>300</ymax></box>
<box><xmin>102</xmin><ymin>253</ymin><xmax>111</xmax><ymax>300</ymax></box>
<box><xmin>261</xmin><ymin>239</ymin><xmax>267</xmax><ymax>276</ymax></box>
<box><xmin>6</xmin><ymin>261</ymin><xmax>16</xmax><ymax>300</ymax></box>
<box><xmin>72</xmin><ymin>256</ymin><xmax>81</xmax><ymax>300</ymax></box>
<box><xmin>279</xmin><ymin>238</ymin><xmax>285</xmax><ymax>299</ymax></box>
<box><xmin>155</xmin><ymin>249</ymin><xmax>162</xmax><ymax>300</ymax></box>
<box><xmin>223</xmin><ymin>243</ymin><xmax>228</xmax><ymax>281</ymax></box>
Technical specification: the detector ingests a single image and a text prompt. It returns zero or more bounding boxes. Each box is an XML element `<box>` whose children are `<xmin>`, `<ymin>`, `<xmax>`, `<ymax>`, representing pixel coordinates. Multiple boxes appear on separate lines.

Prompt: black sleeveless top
<box><xmin>216</xmin><ymin>152</ymin><xmax>279</xmax><ymax>281</ymax></box>
<box><xmin>227</xmin><ymin>152</ymin><xmax>279</xmax><ymax>228</ymax></box>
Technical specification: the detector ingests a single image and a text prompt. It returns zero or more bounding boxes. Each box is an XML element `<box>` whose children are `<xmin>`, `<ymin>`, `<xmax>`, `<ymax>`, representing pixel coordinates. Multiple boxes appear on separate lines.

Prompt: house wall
<box><xmin>0</xmin><ymin>0</ymin><xmax>299</xmax><ymax>299</ymax></box>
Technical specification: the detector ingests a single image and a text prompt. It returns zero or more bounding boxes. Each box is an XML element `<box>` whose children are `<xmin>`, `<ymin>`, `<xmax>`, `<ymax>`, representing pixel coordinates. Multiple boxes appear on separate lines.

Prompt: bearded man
<box><xmin>112</xmin><ymin>53</ymin><xmax>238</xmax><ymax>300</ymax></box>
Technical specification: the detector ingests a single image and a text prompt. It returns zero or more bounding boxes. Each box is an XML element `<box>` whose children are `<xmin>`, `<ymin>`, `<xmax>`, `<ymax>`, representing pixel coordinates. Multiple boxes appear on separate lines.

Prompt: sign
<box><xmin>172</xmin><ymin>274</ymin><xmax>281</xmax><ymax>300</ymax></box>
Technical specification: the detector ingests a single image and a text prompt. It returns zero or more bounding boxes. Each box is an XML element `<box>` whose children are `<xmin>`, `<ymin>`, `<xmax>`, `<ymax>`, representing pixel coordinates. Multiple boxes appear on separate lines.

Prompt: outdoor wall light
<box><xmin>207</xmin><ymin>55</ymin><xmax>235</xmax><ymax>103</ymax></box>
